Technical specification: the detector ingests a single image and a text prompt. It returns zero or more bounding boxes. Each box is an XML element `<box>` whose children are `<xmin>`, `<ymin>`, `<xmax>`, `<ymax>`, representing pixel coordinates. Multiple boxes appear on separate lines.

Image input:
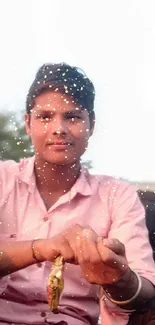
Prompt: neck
<box><xmin>34</xmin><ymin>158</ymin><xmax>81</xmax><ymax>194</ymax></box>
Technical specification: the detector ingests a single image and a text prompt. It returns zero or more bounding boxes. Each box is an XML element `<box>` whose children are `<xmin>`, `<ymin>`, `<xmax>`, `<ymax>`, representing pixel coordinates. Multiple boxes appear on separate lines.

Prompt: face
<box><xmin>25</xmin><ymin>91</ymin><xmax>95</xmax><ymax>166</ymax></box>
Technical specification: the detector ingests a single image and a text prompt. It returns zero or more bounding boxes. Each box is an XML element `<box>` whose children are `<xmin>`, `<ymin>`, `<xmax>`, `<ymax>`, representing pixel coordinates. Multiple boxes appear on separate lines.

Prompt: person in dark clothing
<box><xmin>138</xmin><ymin>190</ymin><xmax>155</xmax><ymax>261</ymax></box>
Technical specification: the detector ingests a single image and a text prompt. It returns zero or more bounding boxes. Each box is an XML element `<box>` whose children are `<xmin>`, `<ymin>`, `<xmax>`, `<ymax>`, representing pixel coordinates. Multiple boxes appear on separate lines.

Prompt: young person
<box><xmin>0</xmin><ymin>63</ymin><xmax>155</xmax><ymax>325</ymax></box>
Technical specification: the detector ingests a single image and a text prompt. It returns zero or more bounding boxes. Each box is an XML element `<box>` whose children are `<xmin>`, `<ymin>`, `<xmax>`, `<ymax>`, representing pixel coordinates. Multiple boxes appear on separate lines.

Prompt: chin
<box><xmin>42</xmin><ymin>153</ymin><xmax>77</xmax><ymax>166</ymax></box>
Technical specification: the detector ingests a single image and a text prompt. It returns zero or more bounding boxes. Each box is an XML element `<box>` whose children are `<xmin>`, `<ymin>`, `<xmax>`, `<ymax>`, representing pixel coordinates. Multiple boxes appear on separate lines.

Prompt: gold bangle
<box><xmin>103</xmin><ymin>270</ymin><xmax>142</xmax><ymax>306</ymax></box>
<box><xmin>31</xmin><ymin>239</ymin><xmax>41</xmax><ymax>263</ymax></box>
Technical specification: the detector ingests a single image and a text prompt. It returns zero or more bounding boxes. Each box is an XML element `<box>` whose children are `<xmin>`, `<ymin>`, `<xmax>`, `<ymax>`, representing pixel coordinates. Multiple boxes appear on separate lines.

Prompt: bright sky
<box><xmin>0</xmin><ymin>0</ymin><xmax>155</xmax><ymax>181</ymax></box>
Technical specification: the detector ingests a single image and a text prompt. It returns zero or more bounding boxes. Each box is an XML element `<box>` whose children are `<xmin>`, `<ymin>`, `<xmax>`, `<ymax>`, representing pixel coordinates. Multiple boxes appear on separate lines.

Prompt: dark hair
<box><xmin>26</xmin><ymin>62</ymin><xmax>95</xmax><ymax>118</ymax></box>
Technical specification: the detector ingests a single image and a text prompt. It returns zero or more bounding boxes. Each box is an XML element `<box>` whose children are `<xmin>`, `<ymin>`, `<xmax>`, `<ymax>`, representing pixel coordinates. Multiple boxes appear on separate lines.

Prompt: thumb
<box><xmin>102</xmin><ymin>238</ymin><xmax>126</xmax><ymax>256</ymax></box>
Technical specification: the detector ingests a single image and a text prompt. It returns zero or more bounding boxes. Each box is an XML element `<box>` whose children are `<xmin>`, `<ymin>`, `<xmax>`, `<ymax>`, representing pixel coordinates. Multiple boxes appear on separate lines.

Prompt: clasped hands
<box><xmin>38</xmin><ymin>224</ymin><xmax>130</xmax><ymax>287</ymax></box>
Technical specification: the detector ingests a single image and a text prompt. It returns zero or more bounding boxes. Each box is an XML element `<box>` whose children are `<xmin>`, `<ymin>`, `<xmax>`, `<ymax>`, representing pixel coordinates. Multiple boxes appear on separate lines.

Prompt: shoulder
<box><xmin>0</xmin><ymin>158</ymin><xmax>19</xmax><ymax>180</ymax></box>
<box><xmin>0</xmin><ymin>158</ymin><xmax>31</xmax><ymax>198</ymax></box>
<box><xmin>89</xmin><ymin>173</ymin><xmax>140</xmax><ymax>208</ymax></box>
<box><xmin>89</xmin><ymin>172</ymin><xmax>134</xmax><ymax>195</ymax></box>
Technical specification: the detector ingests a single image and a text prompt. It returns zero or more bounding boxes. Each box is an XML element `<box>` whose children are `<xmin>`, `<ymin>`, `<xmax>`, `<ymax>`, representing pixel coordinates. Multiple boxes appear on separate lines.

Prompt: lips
<box><xmin>46</xmin><ymin>141</ymin><xmax>72</xmax><ymax>146</ymax></box>
<box><xmin>50</xmin><ymin>142</ymin><xmax>72</xmax><ymax>145</ymax></box>
<box><xmin>46</xmin><ymin>141</ymin><xmax>72</xmax><ymax>150</ymax></box>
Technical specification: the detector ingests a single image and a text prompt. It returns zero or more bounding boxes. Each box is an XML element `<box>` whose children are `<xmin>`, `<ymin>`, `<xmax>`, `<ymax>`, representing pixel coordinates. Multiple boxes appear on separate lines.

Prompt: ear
<box><xmin>89</xmin><ymin>112</ymin><xmax>95</xmax><ymax>136</ymax></box>
<box><xmin>24</xmin><ymin>113</ymin><xmax>31</xmax><ymax>137</ymax></box>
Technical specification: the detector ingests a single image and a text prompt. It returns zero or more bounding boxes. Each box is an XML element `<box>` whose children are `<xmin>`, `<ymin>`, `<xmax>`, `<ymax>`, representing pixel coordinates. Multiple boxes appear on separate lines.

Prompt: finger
<box><xmin>82</xmin><ymin>227</ymin><xmax>98</xmax><ymax>241</ymax></box>
<box><xmin>64</xmin><ymin>224</ymin><xmax>83</xmax><ymax>248</ymax></box>
<box><xmin>76</xmin><ymin>228</ymin><xmax>101</xmax><ymax>265</ymax></box>
<box><xmin>65</xmin><ymin>224</ymin><xmax>84</xmax><ymax>262</ymax></box>
<box><xmin>97</xmin><ymin>238</ymin><xmax>115</xmax><ymax>264</ymax></box>
<box><xmin>60</xmin><ymin>243</ymin><xmax>76</xmax><ymax>263</ymax></box>
<box><xmin>51</xmin><ymin>237</ymin><xmax>77</xmax><ymax>264</ymax></box>
<box><xmin>81</xmin><ymin>228</ymin><xmax>99</xmax><ymax>264</ymax></box>
<box><xmin>75</xmin><ymin>235</ymin><xmax>83</xmax><ymax>264</ymax></box>
<box><xmin>97</xmin><ymin>238</ymin><xmax>127</xmax><ymax>272</ymax></box>
<box><xmin>101</xmin><ymin>238</ymin><xmax>126</xmax><ymax>256</ymax></box>
<box><xmin>65</xmin><ymin>224</ymin><xmax>84</xmax><ymax>238</ymax></box>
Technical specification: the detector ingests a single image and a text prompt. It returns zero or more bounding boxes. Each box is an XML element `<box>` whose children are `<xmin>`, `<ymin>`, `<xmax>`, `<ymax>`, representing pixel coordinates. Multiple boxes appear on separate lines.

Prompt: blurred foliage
<box><xmin>0</xmin><ymin>112</ymin><xmax>33</xmax><ymax>161</ymax></box>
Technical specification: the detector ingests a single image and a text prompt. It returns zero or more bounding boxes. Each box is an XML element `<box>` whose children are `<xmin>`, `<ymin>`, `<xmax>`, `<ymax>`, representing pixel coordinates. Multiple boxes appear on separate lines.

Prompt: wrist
<box><xmin>103</xmin><ymin>267</ymin><xmax>132</xmax><ymax>290</ymax></box>
<box><xmin>102</xmin><ymin>268</ymin><xmax>139</xmax><ymax>302</ymax></box>
<box><xmin>32</xmin><ymin>239</ymin><xmax>47</xmax><ymax>263</ymax></box>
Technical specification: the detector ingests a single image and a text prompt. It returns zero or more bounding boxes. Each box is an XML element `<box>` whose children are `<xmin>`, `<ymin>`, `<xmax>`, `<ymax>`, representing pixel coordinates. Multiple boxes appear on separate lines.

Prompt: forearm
<box><xmin>0</xmin><ymin>239</ymin><xmax>45</xmax><ymax>277</ymax></box>
<box><xmin>103</xmin><ymin>269</ymin><xmax>155</xmax><ymax>310</ymax></box>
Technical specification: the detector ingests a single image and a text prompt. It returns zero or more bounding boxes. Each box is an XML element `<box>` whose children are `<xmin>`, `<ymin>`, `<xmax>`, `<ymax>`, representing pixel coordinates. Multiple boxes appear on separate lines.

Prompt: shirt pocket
<box><xmin>0</xmin><ymin>233</ymin><xmax>17</xmax><ymax>295</ymax></box>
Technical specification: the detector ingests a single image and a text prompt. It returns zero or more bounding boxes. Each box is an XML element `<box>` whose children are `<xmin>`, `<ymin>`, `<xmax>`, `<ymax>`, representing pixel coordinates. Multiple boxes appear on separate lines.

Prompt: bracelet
<box><xmin>31</xmin><ymin>239</ymin><xmax>41</xmax><ymax>263</ymax></box>
<box><xmin>103</xmin><ymin>270</ymin><xmax>142</xmax><ymax>305</ymax></box>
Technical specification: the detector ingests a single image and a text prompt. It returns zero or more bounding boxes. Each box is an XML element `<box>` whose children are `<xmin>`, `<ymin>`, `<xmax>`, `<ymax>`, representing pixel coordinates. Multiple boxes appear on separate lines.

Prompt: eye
<box><xmin>37</xmin><ymin>114</ymin><xmax>51</xmax><ymax>121</ymax></box>
<box><xmin>66</xmin><ymin>114</ymin><xmax>81</xmax><ymax>122</ymax></box>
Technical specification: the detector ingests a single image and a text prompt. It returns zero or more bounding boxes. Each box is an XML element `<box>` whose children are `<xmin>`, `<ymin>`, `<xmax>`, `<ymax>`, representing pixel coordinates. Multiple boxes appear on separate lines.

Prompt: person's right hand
<box><xmin>36</xmin><ymin>224</ymin><xmax>84</xmax><ymax>263</ymax></box>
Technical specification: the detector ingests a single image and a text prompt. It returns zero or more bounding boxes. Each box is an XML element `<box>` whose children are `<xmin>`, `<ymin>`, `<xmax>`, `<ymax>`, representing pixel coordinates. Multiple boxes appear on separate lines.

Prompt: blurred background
<box><xmin>0</xmin><ymin>0</ymin><xmax>155</xmax><ymax>194</ymax></box>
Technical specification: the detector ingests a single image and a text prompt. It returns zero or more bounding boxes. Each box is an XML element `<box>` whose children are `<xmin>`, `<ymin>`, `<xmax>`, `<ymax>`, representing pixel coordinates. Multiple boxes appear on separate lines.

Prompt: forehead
<box><xmin>33</xmin><ymin>91</ymin><xmax>82</xmax><ymax>112</ymax></box>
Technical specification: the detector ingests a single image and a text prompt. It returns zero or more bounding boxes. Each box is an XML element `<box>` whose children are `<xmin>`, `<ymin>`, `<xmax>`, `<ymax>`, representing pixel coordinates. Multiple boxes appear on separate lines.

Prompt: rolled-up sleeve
<box><xmin>100</xmin><ymin>181</ymin><xmax>155</xmax><ymax>325</ymax></box>
<box><xmin>0</xmin><ymin>236</ymin><xmax>10</xmax><ymax>294</ymax></box>
<box><xmin>0</xmin><ymin>234</ymin><xmax>13</xmax><ymax>294</ymax></box>
<box><xmin>0</xmin><ymin>160</ymin><xmax>17</xmax><ymax>294</ymax></box>
<box><xmin>108</xmin><ymin>181</ymin><xmax>155</xmax><ymax>284</ymax></box>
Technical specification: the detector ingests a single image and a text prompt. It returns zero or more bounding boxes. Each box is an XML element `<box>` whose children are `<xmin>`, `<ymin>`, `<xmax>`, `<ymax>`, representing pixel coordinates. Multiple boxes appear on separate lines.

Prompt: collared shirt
<box><xmin>0</xmin><ymin>157</ymin><xmax>155</xmax><ymax>325</ymax></box>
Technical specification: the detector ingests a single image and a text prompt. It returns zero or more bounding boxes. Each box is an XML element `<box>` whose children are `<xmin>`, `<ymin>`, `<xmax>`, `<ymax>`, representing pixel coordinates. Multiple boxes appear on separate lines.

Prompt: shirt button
<box><xmin>37</xmin><ymin>262</ymin><xmax>42</xmax><ymax>268</ymax></box>
<box><xmin>10</xmin><ymin>234</ymin><xmax>16</xmax><ymax>238</ymax></box>
<box><xmin>43</xmin><ymin>215</ymin><xmax>48</xmax><ymax>222</ymax></box>
<box><xmin>41</xmin><ymin>311</ymin><xmax>46</xmax><ymax>317</ymax></box>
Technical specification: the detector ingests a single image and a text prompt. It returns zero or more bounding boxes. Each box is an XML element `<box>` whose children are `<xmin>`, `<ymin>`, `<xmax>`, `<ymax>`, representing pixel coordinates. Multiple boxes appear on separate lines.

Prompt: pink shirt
<box><xmin>0</xmin><ymin>157</ymin><xmax>155</xmax><ymax>325</ymax></box>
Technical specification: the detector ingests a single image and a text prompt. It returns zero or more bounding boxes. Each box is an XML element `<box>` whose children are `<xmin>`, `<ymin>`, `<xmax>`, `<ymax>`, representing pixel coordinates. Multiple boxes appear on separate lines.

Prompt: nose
<box><xmin>50</xmin><ymin>116</ymin><xmax>67</xmax><ymax>136</ymax></box>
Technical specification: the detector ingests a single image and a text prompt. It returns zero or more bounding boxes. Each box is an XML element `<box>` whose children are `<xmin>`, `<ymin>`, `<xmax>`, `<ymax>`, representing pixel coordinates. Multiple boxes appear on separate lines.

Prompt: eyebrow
<box><xmin>34</xmin><ymin>110</ymin><xmax>52</xmax><ymax>115</ymax></box>
<box><xmin>64</xmin><ymin>110</ymin><xmax>83</xmax><ymax>115</ymax></box>
<box><xmin>34</xmin><ymin>108</ymin><xmax>84</xmax><ymax>115</ymax></box>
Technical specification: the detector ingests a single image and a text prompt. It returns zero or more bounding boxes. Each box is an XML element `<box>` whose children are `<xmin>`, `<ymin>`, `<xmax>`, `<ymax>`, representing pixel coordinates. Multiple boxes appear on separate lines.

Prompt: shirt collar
<box><xmin>18</xmin><ymin>156</ymin><xmax>92</xmax><ymax>197</ymax></box>
<box><xmin>70</xmin><ymin>167</ymin><xmax>92</xmax><ymax>198</ymax></box>
<box><xmin>18</xmin><ymin>156</ymin><xmax>36</xmax><ymax>192</ymax></box>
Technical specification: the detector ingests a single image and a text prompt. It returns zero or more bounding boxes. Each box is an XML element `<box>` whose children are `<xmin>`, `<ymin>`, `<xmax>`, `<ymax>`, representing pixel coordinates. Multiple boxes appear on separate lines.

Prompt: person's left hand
<box><xmin>75</xmin><ymin>227</ymin><xmax>130</xmax><ymax>286</ymax></box>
